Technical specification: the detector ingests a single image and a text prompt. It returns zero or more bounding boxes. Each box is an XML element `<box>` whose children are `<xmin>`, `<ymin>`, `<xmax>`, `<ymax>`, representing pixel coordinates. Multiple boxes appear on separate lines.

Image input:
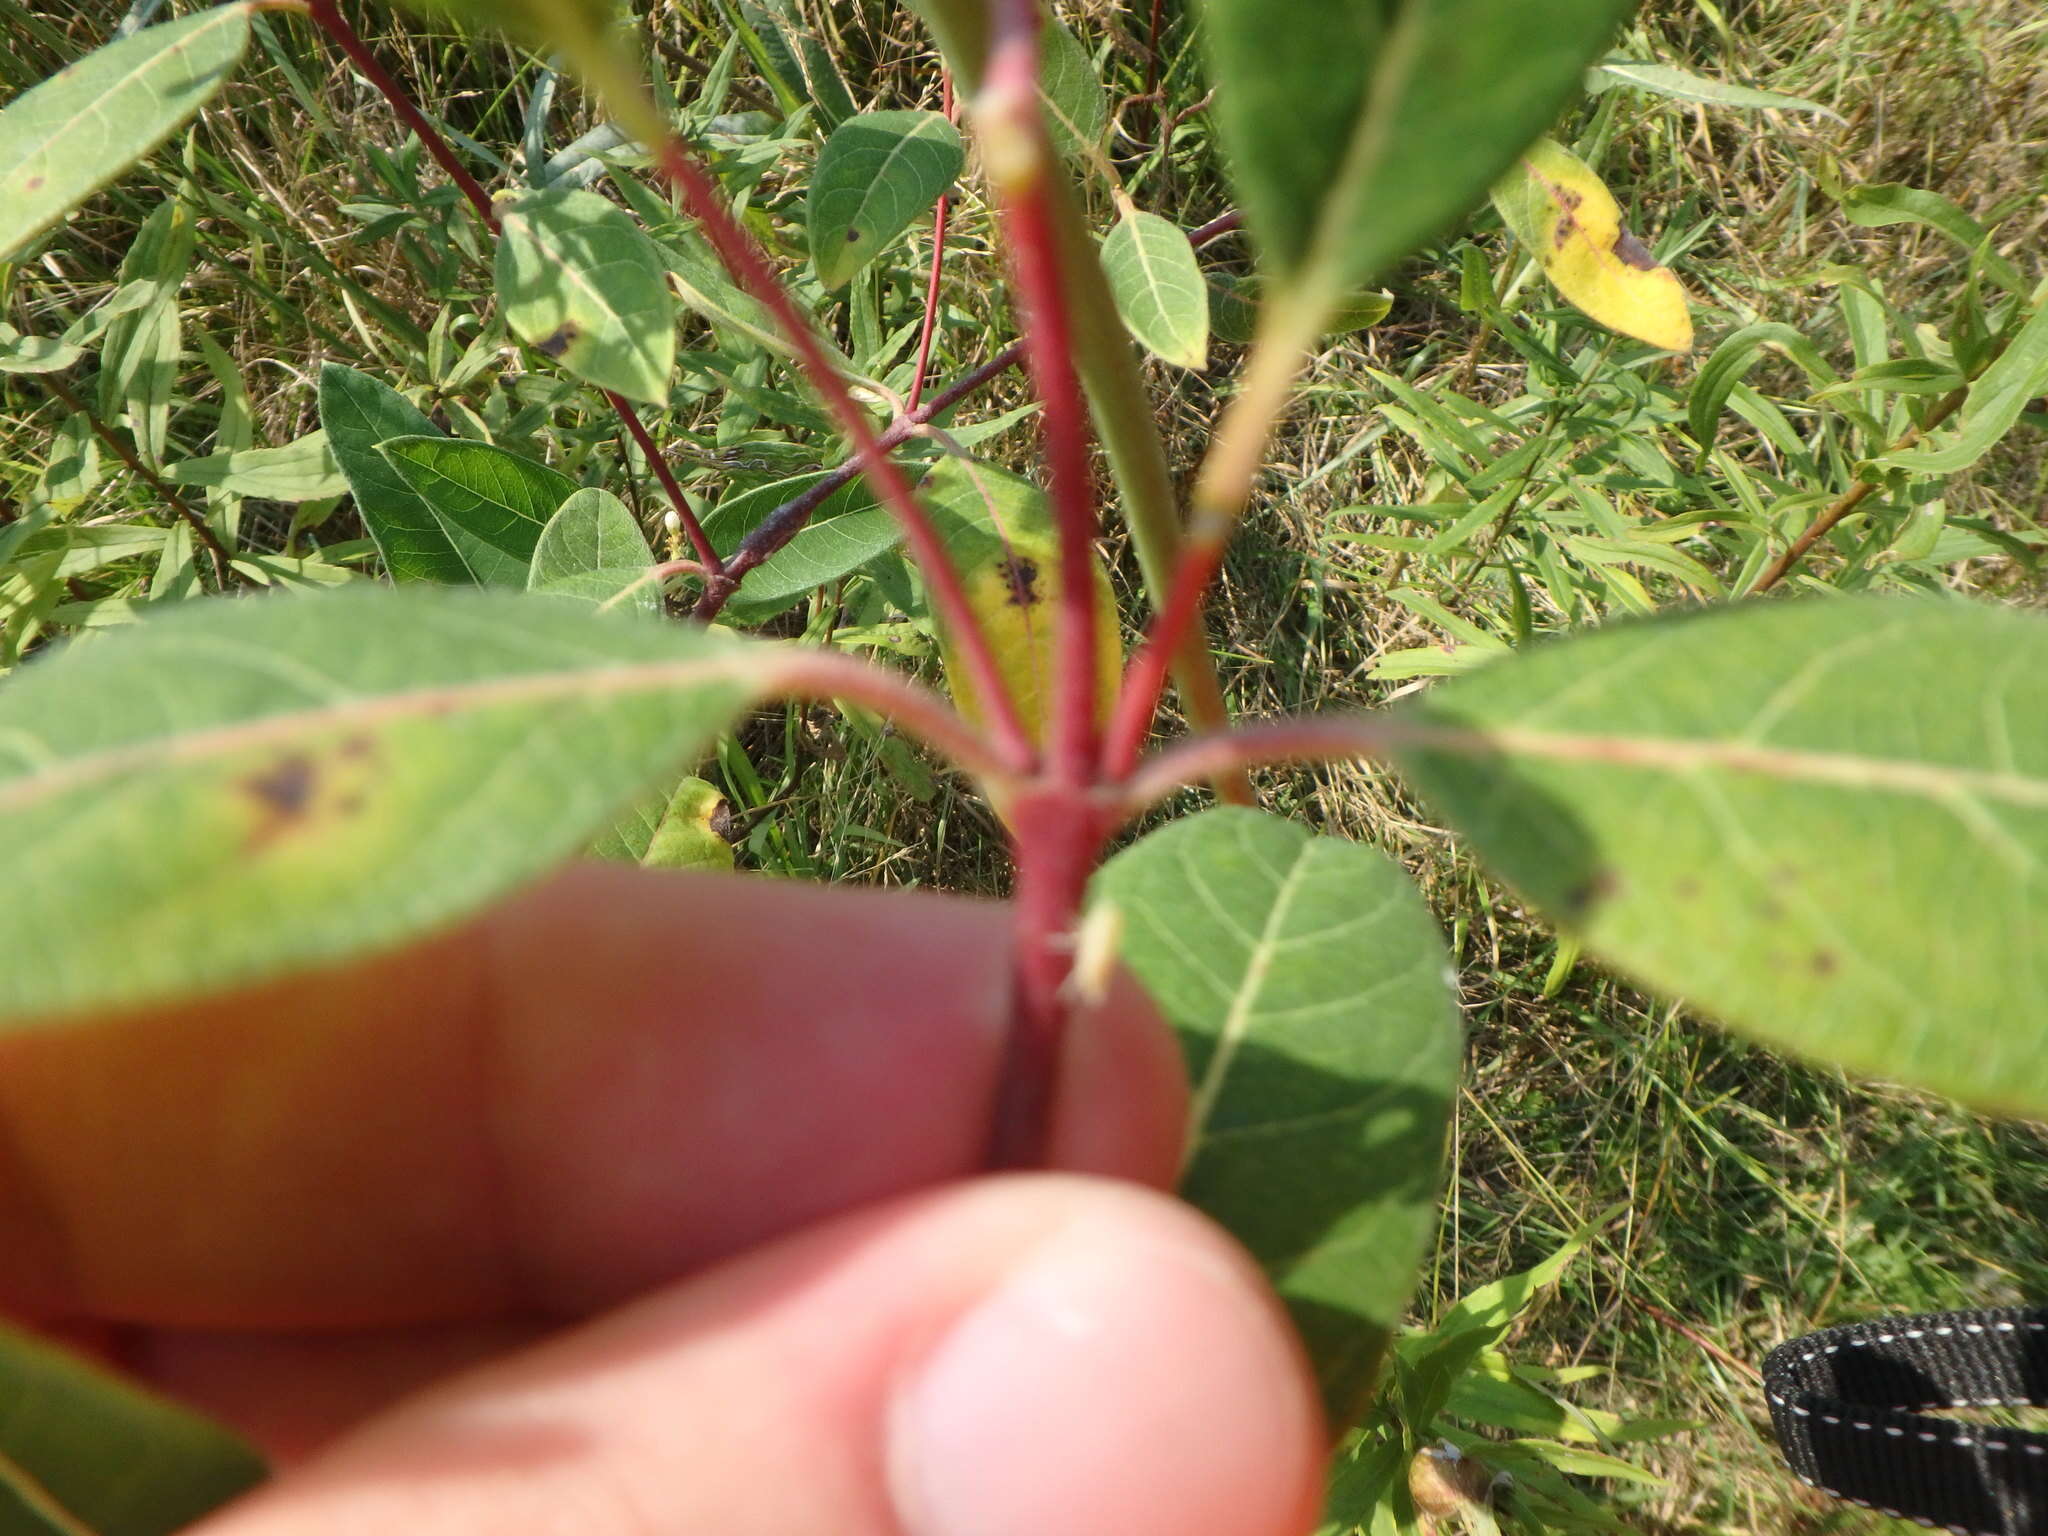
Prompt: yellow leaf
<box><xmin>1492</xmin><ymin>137</ymin><xmax>1693</xmax><ymax>352</ymax></box>
<box><xmin>938</xmin><ymin>534</ymin><xmax>1123</xmax><ymax>748</ymax></box>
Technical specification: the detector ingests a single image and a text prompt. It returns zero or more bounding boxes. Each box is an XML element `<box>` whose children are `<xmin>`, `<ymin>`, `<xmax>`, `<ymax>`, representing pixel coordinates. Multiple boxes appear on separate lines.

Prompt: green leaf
<box><xmin>163</xmin><ymin>431</ymin><xmax>347</xmax><ymax>502</ymax></box>
<box><xmin>0</xmin><ymin>324</ymin><xmax>81</xmax><ymax>375</ymax></box>
<box><xmin>0</xmin><ymin>586</ymin><xmax>774</xmax><ymax>1025</ymax></box>
<box><xmin>1093</xmin><ymin>807</ymin><xmax>1462</xmax><ymax>1427</ymax></box>
<box><xmin>1874</xmin><ymin>290</ymin><xmax>2048</xmax><ymax>476</ymax></box>
<box><xmin>1589</xmin><ymin>59</ymin><xmax>1841</xmax><ymax>118</ymax></box>
<box><xmin>738</xmin><ymin>0</ymin><xmax>857</xmax><ymax>129</ymax></box>
<box><xmin>496</xmin><ymin>185</ymin><xmax>678</xmax><ymax>406</ymax></box>
<box><xmin>377</xmin><ymin>436</ymin><xmax>578</xmax><ymax>588</ymax></box>
<box><xmin>0</xmin><ymin>4</ymin><xmax>251</xmax><ymax>259</ymax></box>
<box><xmin>1393</xmin><ymin>597</ymin><xmax>2048</xmax><ymax>1118</ymax></box>
<box><xmin>317</xmin><ymin>364</ymin><xmax>472</xmax><ymax>586</ymax></box>
<box><xmin>527</xmin><ymin>486</ymin><xmax>658</xmax><ymax>613</ymax></box>
<box><xmin>0</xmin><ymin>1322</ymin><xmax>265</xmax><ymax>1534</ymax></box>
<box><xmin>1685</xmin><ymin>322</ymin><xmax>1839</xmax><ymax>451</ymax></box>
<box><xmin>701</xmin><ymin>470</ymin><xmax>906</xmax><ymax>619</ymax></box>
<box><xmin>808</xmin><ymin>111</ymin><xmax>964</xmax><ymax>290</ymax></box>
<box><xmin>1101</xmin><ymin>210</ymin><xmax>1209</xmax><ymax>370</ymax></box>
<box><xmin>1839</xmin><ymin>183</ymin><xmax>2028</xmax><ymax>297</ymax></box>
<box><xmin>1037</xmin><ymin>18</ymin><xmax>1108</xmax><ymax>163</ymax></box>
<box><xmin>1198</xmin><ymin>0</ymin><xmax>1635</xmax><ymax>313</ymax></box>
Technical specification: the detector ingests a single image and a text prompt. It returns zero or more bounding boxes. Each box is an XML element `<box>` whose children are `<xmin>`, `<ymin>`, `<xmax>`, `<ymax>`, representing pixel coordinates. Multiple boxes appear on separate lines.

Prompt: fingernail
<box><xmin>887</xmin><ymin>1212</ymin><xmax>1320</xmax><ymax>1536</ymax></box>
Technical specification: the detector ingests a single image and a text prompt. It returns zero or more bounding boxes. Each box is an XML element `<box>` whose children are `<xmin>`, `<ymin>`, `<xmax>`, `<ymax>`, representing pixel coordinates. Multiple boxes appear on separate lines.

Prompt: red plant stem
<box><xmin>303</xmin><ymin>5</ymin><xmax>721</xmax><ymax>580</ymax></box>
<box><xmin>769</xmin><ymin>649</ymin><xmax>1015</xmax><ymax>789</ymax></box>
<box><xmin>1116</xmin><ymin>716</ymin><xmax>1400</xmax><ymax>816</ymax></box>
<box><xmin>1101</xmin><ymin>534</ymin><xmax>1227</xmax><ymax>780</ymax></box>
<box><xmin>641</xmin><ymin>133</ymin><xmax>1037</xmax><ymax>772</ymax></box>
<box><xmin>906</xmin><ymin>73</ymin><xmax>956</xmax><ymax>414</ymax></box>
<box><xmin>305</xmin><ymin>0</ymin><xmax>497</xmax><ymax>231</ymax></box>
<box><xmin>605</xmin><ymin>391</ymin><xmax>722</xmax><ymax>574</ymax></box>
<box><xmin>1145</xmin><ymin>0</ymin><xmax>1166</xmax><ymax>100</ymax></box>
<box><xmin>984</xmin><ymin>0</ymin><xmax>1103</xmax><ymax>788</ymax></box>
<box><xmin>695</xmin><ymin>340</ymin><xmax>1028</xmax><ymax>618</ymax></box>
<box><xmin>1188</xmin><ymin>208</ymin><xmax>1242</xmax><ymax>248</ymax></box>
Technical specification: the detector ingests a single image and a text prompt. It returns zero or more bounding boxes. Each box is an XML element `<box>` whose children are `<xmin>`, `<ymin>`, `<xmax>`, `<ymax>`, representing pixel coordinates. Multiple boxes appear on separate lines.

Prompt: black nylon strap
<box><xmin>1764</xmin><ymin>1309</ymin><xmax>2048</xmax><ymax>1536</ymax></box>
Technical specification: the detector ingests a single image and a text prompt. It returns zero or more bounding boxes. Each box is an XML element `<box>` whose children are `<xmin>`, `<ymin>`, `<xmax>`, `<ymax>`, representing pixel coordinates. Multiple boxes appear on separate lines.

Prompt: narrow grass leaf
<box><xmin>1492</xmin><ymin>138</ymin><xmax>1693</xmax><ymax>351</ymax></box>
<box><xmin>528</xmin><ymin>486</ymin><xmax>658</xmax><ymax>613</ymax></box>
<box><xmin>1102</xmin><ymin>210</ymin><xmax>1209</xmax><ymax>370</ymax></box>
<box><xmin>0</xmin><ymin>4</ymin><xmax>250</xmax><ymax>258</ymax></box>
<box><xmin>1094</xmin><ymin>807</ymin><xmax>1462</xmax><ymax>1427</ymax></box>
<box><xmin>1198</xmin><ymin>0</ymin><xmax>1634</xmax><ymax>311</ymax></box>
<box><xmin>1395</xmin><ymin>597</ymin><xmax>2048</xmax><ymax>1117</ymax></box>
<box><xmin>1839</xmin><ymin>183</ymin><xmax>2028</xmax><ymax>297</ymax></box>
<box><xmin>317</xmin><ymin>364</ymin><xmax>470</xmax><ymax>585</ymax></box>
<box><xmin>497</xmin><ymin>186</ymin><xmax>678</xmax><ymax>405</ymax></box>
<box><xmin>0</xmin><ymin>587</ymin><xmax>773</xmax><ymax>1024</ymax></box>
<box><xmin>164</xmin><ymin>432</ymin><xmax>347</xmax><ymax>502</ymax></box>
<box><xmin>377</xmin><ymin>436</ymin><xmax>578</xmax><ymax>588</ymax></box>
<box><xmin>1590</xmin><ymin>59</ymin><xmax>1841</xmax><ymax>119</ymax></box>
<box><xmin>0</xmin><ymin>1321</ymin><xmax>264</xmax><ymax>1534</ymax></box>
<box><xmin>808</xmin><ymin>111</ymin><xmax>964</xmax><ymax>290</ymax></box>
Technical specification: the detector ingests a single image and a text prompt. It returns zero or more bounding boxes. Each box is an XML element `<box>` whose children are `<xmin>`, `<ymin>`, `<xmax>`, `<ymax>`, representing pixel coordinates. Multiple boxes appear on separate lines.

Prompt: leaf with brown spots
<box><xmin>0</xmin><ymin>5</ymin><xmax>252</xmax><ymax>259</ymax></box>
<box><xmin>1491</xmin><ymin>136</ymin><xmax>1693</xmax><ymax>351</ymax></box>
<box><xmin>1394</xmin><ymin>597</ymin><xmax>2048</xmax><ymax>1116</ymax></box>
<box><xmin>0</xmin><ymin>586</ymin><xmax>776</xmax><ymax>1026</ymax></box>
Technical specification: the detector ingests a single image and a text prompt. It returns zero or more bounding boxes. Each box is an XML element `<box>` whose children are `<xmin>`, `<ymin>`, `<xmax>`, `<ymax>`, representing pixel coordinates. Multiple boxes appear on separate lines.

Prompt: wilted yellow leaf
<box><xmin>1492</xmin><ymin>137</ymin><xmax>1693</xmax><ymax>352</ymax></box>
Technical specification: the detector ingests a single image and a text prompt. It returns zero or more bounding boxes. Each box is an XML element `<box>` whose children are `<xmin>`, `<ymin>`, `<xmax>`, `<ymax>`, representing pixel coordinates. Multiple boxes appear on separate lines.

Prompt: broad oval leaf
<box><xmin>1037</xmin><ymin>18</ymin><xmax>1108</xmax><ymax>164</ymax></box>
<box><xmin>377</xmin><ymin>436</ymin><xmax>578</xmax><ymax>588</ymax></box>
<box><xmin>528</xmin><ymin>486</ymin><xmax>658</xmax><ymax>613</ymax></box>
<box><xmin>1102</xmin><ymin>210</ymin><xmax>1209</xmax><ymax>370</ymax></box>
<box><xmin>808</xmin><ymin>111</ymin><xmax>964</xmax><ymax>290</ymax></box>
<box><xmin>496</xmin><ymin>186</ymin><xmax>678</xmax><ymax>405</ymax></box>
<box><xmin>1491</xmin><ymin>137</ymin><xmax>1692</xmax><ymax>351</ymax></box>
<box><xmin>1199</xmin><ymin>0</ymin><xmax>1634</xmax><ymax>315</ymax></box>
<box><xmin>0</xmin><ymin>1321</ymin><xmax>265</xmax><ymax>1534</ymax></box>
<box><xmin>0</xmin><ymin>587</ymin><xmax>774</xmax><ymax>1025</ymax></box>
<box><xmin>317</xmin><ymin>364</ymin><xmax>471</xmax><ymax>585</ymax></box>
<box><xmin>700</xmin><ymin>470</ymin><xmax>905</xmax><ymax>620</ymax></box>
<box><xmin>1393</xmin><ymin>597</ymin><xmax>2048</xmax><ymax>1117</ymax></box>
<box><xmin>1093</xmin><ymin>807</ymin><xmax>1462</xmax><ymax>1426</ymax></box>
<box><xmin>0</xmin><ymin>5</ymin><xmax>251</xmax><ymax>259</ymax></box>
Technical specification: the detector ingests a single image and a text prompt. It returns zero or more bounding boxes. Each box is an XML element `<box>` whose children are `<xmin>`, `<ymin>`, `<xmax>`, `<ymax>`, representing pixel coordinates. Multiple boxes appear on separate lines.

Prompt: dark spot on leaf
<box><xmin>845</xmin><ymin>226</ymin><xmax>863</xmax><ymax>243</ymax></box>
<box><xmin>535</xmin><ymin>323</ymin><xmax>579</xmax><ymax>358</ymax></box>
<box><xmin>25</xmin><ymin>176</ymin><xmax>43</xmax><ymax>193</ymax></box>
<box><xmin>1613</xmin><ymin>229</ymin><xmax>1659</xmax><ymax>271</ymax></box>
<box><xmin>998</xmin><ymin>555</ymin><xmax>1041</xmax><ymax>607</ymax></box>
<box><xmin>338</xmin><ymin>734</ymin><xmax>375</xmax><ymax>760</ymax></box>
<box><xmin>1673</xmin><ymin>876</ymin><xmax>1700</xmax><ymax>901</ymax></box>
<box><xmin>245</xmin><ymin>754</ymin><xmax>317</xmax><ymax>818</ymax></box>
<box><xmin>1564</xmin><ymin>868</ymin><xmax>1621</xmax><ymax>918</ymax></box>
<box><xmin>709</xmin><ymin>799</ymin><xmax>737</xmax><ymax>843</ymax></box>
<box><xmin>1811</xmin><ymin>950</ymin><xmax>1840</xmax><ymax>977</ymax></box>
<box><xmin>336</xmin><ymin>794</ymin><xmax>367</xmax><ymax>817</ymax></box>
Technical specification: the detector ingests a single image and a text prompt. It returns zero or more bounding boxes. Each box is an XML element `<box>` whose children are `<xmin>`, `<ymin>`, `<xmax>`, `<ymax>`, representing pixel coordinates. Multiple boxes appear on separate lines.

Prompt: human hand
<box><xmin>0</xmin><ymin>865</ymin><xmax>1325</xmax><ymax>1535</ymax></box>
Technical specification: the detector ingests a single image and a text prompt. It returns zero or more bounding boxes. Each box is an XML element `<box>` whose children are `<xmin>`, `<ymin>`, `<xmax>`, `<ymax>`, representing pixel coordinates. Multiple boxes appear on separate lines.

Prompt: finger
<box><xmin>0</xmin><ymin>866</ymin><xmax>1186</xmax><ymax>1328</ymax></box>
<box><xmin>189</xmin><ymin>1176</ymin><xmax>1325</xmax><ymax>1536</ymax></box>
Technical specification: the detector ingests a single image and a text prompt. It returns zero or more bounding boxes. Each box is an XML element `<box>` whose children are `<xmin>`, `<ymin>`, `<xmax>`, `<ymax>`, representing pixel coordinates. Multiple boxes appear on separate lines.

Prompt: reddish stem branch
<box><xmin>906</xmin><ymin>73</ymin><xmax>957</xmax><ymax>415</ymax></box>
<box><xmin>39</xmin><ymin>373</ymin><xmax>231</xmax><ymax>586</ymax></box>
<box><xmin>1188</xmin><ymin>208</ymin><xmax>1242</xmax><ymax>248</ymax></box>
<box><xmin>306</xmin><ymin>0</ymin><xmax>497</xmax><ymax>232</ymax></box>
<box><xmin>1100</xmin><ymin>535</ymin><xmax>1226</xmax><ymax>779</ymax></box>
<box><xmin>641</xmin><ymin>133</ymin><xmax>1037</xmax><ymax>771</ymax></box>
<box><xmin>605</xmin><ymin>392</ymin><xmax>722</xmax><ymax>574</ymax></box>
<box><xmin>985</xmin><ymin>0</ymin><xmax>1104</xmax><ymax>787</ymax></box>
<box><xmin>695</xmin><ymin>340</ymin><xmax>1028</xmax><ymax>619</ymax></box>
<box><xmin>1749</xmin><ymin>383</ymin><xmax>1968</xmax><ymax>594</ymax></box>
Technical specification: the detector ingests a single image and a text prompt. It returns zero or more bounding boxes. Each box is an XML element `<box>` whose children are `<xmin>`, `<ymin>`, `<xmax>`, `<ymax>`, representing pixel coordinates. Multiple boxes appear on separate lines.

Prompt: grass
<box><xmin>3</xmin><ymin>1</ymin><xmax>2047</xmax><ymax>1529</ymax></box>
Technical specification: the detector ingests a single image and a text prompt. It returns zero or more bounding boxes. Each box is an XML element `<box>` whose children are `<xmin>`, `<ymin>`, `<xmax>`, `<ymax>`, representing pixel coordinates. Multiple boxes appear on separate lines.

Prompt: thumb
<box><xmin>192</xmin><ymin>1175</ymin><xmax>1326</xmax><ymax>1536</ymax></box>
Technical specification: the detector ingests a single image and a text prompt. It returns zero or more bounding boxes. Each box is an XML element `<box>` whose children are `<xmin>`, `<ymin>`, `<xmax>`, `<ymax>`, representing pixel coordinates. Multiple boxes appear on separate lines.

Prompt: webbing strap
<box><xmin>1764</xmin><ymin>1309</ymin><xmax>2048</xmax><ymax>1536</ymax></box>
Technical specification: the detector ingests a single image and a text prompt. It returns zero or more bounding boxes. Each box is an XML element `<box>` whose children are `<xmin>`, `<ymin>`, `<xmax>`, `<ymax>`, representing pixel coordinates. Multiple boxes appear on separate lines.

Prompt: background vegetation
<box><xmin>2</xmin><ymin>1</ymin><xmax>2044</xmax><ymax>1528</ymax></box>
